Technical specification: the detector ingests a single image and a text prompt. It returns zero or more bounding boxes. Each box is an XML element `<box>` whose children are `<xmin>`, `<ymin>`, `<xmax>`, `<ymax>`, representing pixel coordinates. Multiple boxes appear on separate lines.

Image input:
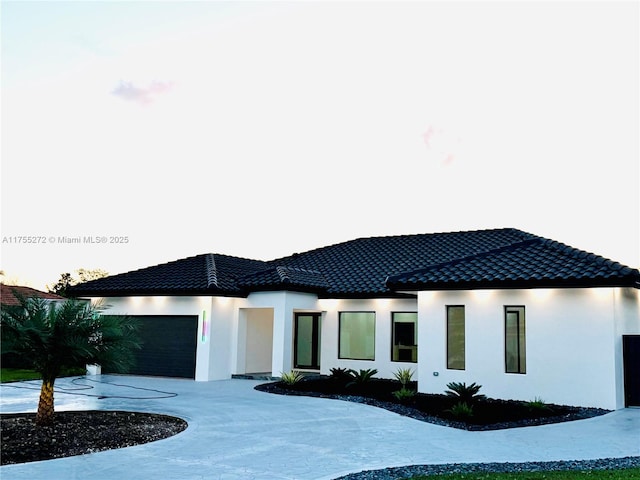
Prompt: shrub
<box><xmin>280</xmin><ymin>370</ymin><xmax>304</xmax><ymax>385</ymax></box>
<box><xmin>445</xmin><ymin>382</ymin><xmax>486</xmax><ymax>404</ymax></box>
<box><xmin>393</xmin><ymin>368</ymin><xmax>415</xmax><ymax>387</ymax></box>
<box><xmin>393</xmin><ymin>387</ymin><xmax>416</xmax><ymax>401</ymax></box>
<box><xmin>446</xmin><ymin>401</ymin><xmax>474</xmax><ymax>419</ymax></box>
<box><xmin>346</xmin><ymin>368</ymin><xmax>378</xmax><ymax>388</ymax></box>
<box><xmin>526</xmin><ymin>397</ymin><xmax>551</xmax><ymax>412</ymax></box>
<box><xmin>329</xmin><ymin>367</ymin><xmax>351</xmax><ymax>382</ymax></box>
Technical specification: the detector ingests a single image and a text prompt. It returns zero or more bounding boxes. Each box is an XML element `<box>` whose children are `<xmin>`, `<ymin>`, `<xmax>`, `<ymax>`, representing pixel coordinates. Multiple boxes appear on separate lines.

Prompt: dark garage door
<box><xmin>623</xmin><ymin>335</ymin><xmax>640</xmax><ymax>407</ymax></box>
<box><xmin>107</xmin><ymin>315</ymin><xmax>198</xmax><ymax>379</ymax></box>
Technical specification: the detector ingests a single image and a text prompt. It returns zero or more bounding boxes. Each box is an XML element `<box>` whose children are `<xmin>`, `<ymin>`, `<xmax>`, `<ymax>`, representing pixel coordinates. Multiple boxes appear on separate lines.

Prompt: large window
<box><xmin>447</xmin><ymin>306</ymin><xmax>465</xmax><ymax>370</ymax></box>
<box><xmin>505</xmin><ymin>306</ymin><xmax>526</xmax><ymax>374</ymax></box>
<box><xmin>339</xmin><ymin>312</ymin><xmax>375</xmax><ymax>360</ymax></box>
<box><xmin>391</xmin><ymin>312</ymin><xmax>417</xmax><ymax>362</ymax></box>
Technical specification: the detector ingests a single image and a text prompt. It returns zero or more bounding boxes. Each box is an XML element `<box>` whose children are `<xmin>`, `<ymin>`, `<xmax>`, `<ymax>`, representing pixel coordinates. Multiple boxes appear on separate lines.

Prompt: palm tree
<box><xmin>1</xmin><ymin>295</ymin><xmax>140</xmax><ymax>426</ymax></box>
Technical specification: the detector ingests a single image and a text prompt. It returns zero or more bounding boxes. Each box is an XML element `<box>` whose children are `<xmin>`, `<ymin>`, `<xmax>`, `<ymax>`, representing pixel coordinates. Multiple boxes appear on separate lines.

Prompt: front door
<box><xmin>294</xmin><ymin>313</ymin><xmax>321</xmax><ymax>370</ymax></box>
<box><xmin>623</xmin><ymin>335</ymin><xmax>640</xmax><ymax>407</ymax></box>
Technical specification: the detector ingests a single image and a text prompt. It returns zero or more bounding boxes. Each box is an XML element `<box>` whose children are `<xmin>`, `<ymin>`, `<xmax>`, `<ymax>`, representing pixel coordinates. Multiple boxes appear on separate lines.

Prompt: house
<box><xmin>68</xmin><ymin>228</ymin><xmax>640</xmax><ymax>410</ymax></box>
<box><xmin>1</xmin><ymin>284</ymin><xmax>68</xmax><ymax>368</ymax></box>
<box><xmin>1</xmin><ymin>284</ymin><xmax>66</xmax><ymax>307</ymax></box>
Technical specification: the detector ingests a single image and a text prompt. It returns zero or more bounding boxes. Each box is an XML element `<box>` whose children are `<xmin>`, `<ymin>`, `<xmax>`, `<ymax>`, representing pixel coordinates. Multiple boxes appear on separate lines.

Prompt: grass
<box><xmin>1</xmin><ymin>367</ymin><xmax>85</xmax><ymax>383</ymax></box>
<box><xmin>0</xmin><ymin>368</ymin><xmax>41</xmax><ymax>383</ymax></box>
<box><xmin>405</xmin><ymin>468</ymin><xmax>640</xmax><ymax>480</ymax></box>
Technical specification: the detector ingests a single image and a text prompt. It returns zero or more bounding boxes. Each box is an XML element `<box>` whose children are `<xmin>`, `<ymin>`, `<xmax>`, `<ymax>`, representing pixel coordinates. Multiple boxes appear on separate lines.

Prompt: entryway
<box><xmin>294</xmin><ymin>313</ymin><xmax>321</xmax><ymax>370</ymax></box>
<box><xmin>237</xmin><ymin>308</ymin><xmax>274</xmax><ymax>376</ymax></box>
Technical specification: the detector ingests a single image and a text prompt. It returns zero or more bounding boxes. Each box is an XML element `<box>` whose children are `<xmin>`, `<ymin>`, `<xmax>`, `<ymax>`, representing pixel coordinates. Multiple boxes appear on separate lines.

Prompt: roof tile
<box><xmin>68</xmin><ymin>228</ymin><xmax>640</xmax><ymax>297</ymax></box>
<box><xmin>1</xmin><ymin>284</ymin><xmax>66</xmax><ymax>306</ymax></box>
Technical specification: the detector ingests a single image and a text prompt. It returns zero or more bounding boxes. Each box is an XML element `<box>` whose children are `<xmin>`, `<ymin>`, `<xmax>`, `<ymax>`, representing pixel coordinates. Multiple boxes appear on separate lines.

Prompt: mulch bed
<box><xmin>255</xmin><ymin>376</ymin><xmax>610</xmax><ymax>430</ymax></box>
<box><xmin>0</xmin><ymin>410</ymin><xmax>187</xmax><ymax>465</ymax></box>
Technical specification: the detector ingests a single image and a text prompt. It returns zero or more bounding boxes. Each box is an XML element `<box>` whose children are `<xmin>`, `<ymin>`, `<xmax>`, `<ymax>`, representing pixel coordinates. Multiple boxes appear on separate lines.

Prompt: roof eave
<box><xmin>317</xmin><ymin>291</ymin><xmax>417</xmax><ymax>300</ymax></box>
<box><xmin>67</xmin><ymin>287</ymin><xmax>248</xmax><ymax>298</ymax></box>
<box><xmin>240</xmin><ymin>284</ymin><xmax>329</xmax><ymax>296</ymax></box>
<box><xmin>386</xmin><ymin>276</ymin><xmax>640</xmax><ymax>291</ymax></box>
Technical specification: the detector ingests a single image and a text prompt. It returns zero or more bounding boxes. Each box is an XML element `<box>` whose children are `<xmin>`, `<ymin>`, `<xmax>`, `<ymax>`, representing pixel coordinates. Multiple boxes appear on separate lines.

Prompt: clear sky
<box><xmin>1</xmin><ymin>0</ymin><xmax>638</xmax><ymax>290</ymax></box>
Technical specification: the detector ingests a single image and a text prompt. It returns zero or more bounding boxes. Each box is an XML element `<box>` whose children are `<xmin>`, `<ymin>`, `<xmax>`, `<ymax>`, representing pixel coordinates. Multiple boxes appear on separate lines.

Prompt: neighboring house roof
<box><xmin>1</xmin><ymin>284</ymin><xmax>66</xmax><ymax>306</ymax></box>
<box><xmin>68</xmin><ymin>228</ymin><xmax>640</xmax><ymax>298</ymax></box>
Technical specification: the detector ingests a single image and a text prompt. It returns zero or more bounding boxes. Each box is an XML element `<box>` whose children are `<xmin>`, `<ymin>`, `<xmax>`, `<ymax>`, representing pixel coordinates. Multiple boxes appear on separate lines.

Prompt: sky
<box><xmin>1</xmin><ymin>0</ymin><xmax>639</xmax><ymax>291</ymax></box>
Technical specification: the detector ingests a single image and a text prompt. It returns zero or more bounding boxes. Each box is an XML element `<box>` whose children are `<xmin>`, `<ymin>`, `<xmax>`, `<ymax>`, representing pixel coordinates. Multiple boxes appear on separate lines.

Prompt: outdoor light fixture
<box><xmin>201</xmin><ymin>310</ymin><xmax>208</xmax><ymax>342</ymax></box>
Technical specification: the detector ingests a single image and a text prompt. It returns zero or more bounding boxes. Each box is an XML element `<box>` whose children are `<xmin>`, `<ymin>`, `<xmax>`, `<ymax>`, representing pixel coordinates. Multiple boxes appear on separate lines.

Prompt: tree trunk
<box><xmin>35</xmin><ymin>379</ymin><xmax>55</xmax><ymax>426</ymax></box>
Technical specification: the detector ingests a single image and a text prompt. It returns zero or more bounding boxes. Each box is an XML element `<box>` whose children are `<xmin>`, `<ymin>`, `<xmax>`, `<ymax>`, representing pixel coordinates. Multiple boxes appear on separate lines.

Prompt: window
<box><xmin>447</xmin><ymin>306</ymin><xmax>465</xmax><ymax>370</ymax></box>
<box><xmin>505</xmin><ymin>306</ymin><xmax>526</xmax><ymax>374</ymax></box>
<box><xmin>339</xmin><ymin>312</ymin><xmax>375</xmax><ymax>360</ymax></box>
<box><xmin>391</xmin><ymin>312</ymin><xmax>417</xmax><ymax>362</ymax></box>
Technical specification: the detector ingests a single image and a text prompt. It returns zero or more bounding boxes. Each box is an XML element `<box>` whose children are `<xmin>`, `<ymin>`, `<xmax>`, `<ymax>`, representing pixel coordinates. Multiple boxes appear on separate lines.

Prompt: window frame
<box><xmin>504</xmin><ymin>305</ymin><xmax>526</xmax><ymax>374</ymax></box>
<box><xmin>391</xmin><ymin>311</ymin><xmax>418</xmax><ymax>363</ymax></box>
<box><xmin>338</xmin><ymin>311</ymin><xmax>376</xmax><ymax>361</ymax></box>
<box><xmin>446</xmin><ymin>305</ymin><xmax>465</xmax><ymax>370</ymax></box>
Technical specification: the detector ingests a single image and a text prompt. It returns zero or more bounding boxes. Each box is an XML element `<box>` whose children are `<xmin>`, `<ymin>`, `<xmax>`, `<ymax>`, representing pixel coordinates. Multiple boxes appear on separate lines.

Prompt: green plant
<box><xmin>346</xmin><ymin>368</ymin><xmax>378</xmax><ymax>387</ymax></box>
<box><xmin>329</xmin><ymin>367</ymin><xmax>351</xmax><ymax>381</ymax></box>
<box><xmin>0</xmin><ymin>368</ymin><xmax>42</xmax><ymax>383</ymax></box>
<box><xmin>445</xmin><ymin>381</ymin><xmax>486</xmax><ymax>404</ymax></box>
<box><xmin>526</xmin><ymin>397</ymin><xmax>551</xmax><ymax>412</ymax></box>
<box><xmin>280</xmin><ymin>370</ymin><xmax>304</xmax><ymax>385</ymax></box>
<box><xmin>445</xmin><ymin>401</ymin><xmax>474</xmax><ymax>419</ymax></box>
<box><xmin>393</xmin><ymin>367</ymin><xmax>415</xmax><ymax>387</ymax></box>
<box><xmin>1</xmin><ymin>366</ymin><xmax>86</xmax><ymax>383</ymax></box>
<box><xmin>1</xmin><ymin>296</ymin><xmax>140</xmax><ymax>426</ymax></box>
<box><xmin>392</xmin><ymin>387</ymin><xmax>416</xmax><ymax>401</ymax></box>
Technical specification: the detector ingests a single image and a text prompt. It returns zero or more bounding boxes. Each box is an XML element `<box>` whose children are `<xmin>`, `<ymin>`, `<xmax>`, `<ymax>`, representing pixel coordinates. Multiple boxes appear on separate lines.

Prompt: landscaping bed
<box><xmin>0</xmin><ymin>410</ymin><xmax>187</xmax><ymax>465</ymax></box>
<box><xmin>255</xmin><ymin>374</ymin><xmax>610</xmax><ymax>430</ymax></box>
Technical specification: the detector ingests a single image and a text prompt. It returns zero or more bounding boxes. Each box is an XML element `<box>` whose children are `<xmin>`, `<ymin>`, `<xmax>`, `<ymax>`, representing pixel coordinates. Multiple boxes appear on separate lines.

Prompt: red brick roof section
<box><xmin>1</xmin><ymin>284</ymin><xmax>66</xmax><ymax>306</ymax></box>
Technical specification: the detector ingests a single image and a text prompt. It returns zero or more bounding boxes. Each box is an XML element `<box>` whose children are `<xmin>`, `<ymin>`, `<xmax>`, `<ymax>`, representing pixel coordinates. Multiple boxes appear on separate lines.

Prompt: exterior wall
<box><xmin>88</xmin><ymin>295</ymin><xmax>229</xmax><ymax>382</ymax></box>
<box><xmin>416</xmin><ymin>288</ymin><xmax>634</xmax><ymax>410</ymax></box>
<box><xmin>207</xmin><ymin>296</ymin><xmax>239</xmax><ymax>381</ymax></box>
<box><xmin>240</xmin><ymin>291</ymin><xmax>319</xmax><ymax>376</ymax></box>
<box><xmin>613</xmin><ymin>287</ymin><xmax>640</xmax><ymax>407</ymax></box>
<box><xmin>239</xmin><ymin>308</ymin><xmax>274</xmax><ymax>373</ymax></box>
<box><xmin>319</xmin><ymin>297</ymin><xmax>418</xmax><ymax>379</ymax></box>
<box><xmin>88</xmin><ymin>286</ymin><xmax>639</xmax><ymax>409</ymax></box>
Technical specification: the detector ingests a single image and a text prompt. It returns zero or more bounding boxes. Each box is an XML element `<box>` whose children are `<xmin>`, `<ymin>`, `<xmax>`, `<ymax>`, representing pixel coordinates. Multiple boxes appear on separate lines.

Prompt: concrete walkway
<box><xmin>1</xmin><ymin>375</ymin><xmax>638</xmax><ymax>480</ymax></box>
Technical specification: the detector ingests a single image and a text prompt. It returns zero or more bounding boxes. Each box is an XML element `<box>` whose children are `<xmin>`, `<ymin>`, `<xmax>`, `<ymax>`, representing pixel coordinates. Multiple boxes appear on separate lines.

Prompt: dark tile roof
<box><xmin>386</xmin><ymin>238</ymin><xmax>640</xmax><ymax>290</ymax></box>
<box><xmin>1</xmin><ymin>284</ymin><xmax>66</xmax><ymax>306</ymax></box>
<box><xmin>67</xmin><ymin>254</ymin><xmax>270</xmax><ymax>297</ymax></box>
<box><xmin>68</xmin><ymin>228</ymin><xmax>640</xmax><ymax>298</ymax></box>
<box><xmin>238</xmin><ymin>266</ymin><xmax>329</xmax><ymax>293</ymax></box>
<box><xmin>271</xmin><ymin>228</ymin><xmax>542</xmax><ymax>296</ymax></box>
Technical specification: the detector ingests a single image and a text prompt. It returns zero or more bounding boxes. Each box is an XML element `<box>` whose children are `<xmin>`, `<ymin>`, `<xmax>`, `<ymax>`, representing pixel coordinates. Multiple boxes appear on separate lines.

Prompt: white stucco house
<box><xmin>69</xmin><ymin>228</ymin><xmax>640</xmax><ymax>410</ymax></box>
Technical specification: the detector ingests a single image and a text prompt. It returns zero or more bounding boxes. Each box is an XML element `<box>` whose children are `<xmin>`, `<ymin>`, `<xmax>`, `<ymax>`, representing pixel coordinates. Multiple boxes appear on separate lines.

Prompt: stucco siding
<box><xmin>613</xmin><ymin>287</ymin><xmax>640</xmax><ymax>407</ymax></box>
<box><xmin>241</xmin><ymin>291</ymin><xmax>319</xmax><ymax>376</ymax></box>
<box><xmin>87</xmin><ymin>287</ymin><xmax>637</xmax><ymax>409</ymax></box>
<box><xmin>418</xmin><ymin>288</ymin><xmax>620</xmax><ymax>409</ymax></box>
<box><xmin>320</xmin><ymin>297</ymin><xmax>418</xmax><ymax>379</ymax></box>
<box><xmin>206</xmin><ymin>297</ymin><xmax>238</xmax><ymax>381</ymax></box>
<box><xmin>89</xmin><ymin>296</ymin><xmax>214</xmax><ymax>380</ymax></box>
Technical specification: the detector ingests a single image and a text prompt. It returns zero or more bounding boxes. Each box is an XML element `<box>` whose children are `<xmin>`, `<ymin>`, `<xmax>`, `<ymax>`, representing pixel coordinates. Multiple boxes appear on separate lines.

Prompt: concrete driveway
<box><xmin>1</xmin><ymin>375</ymin><xmax>638</xmax><ymax>480</ymax></box>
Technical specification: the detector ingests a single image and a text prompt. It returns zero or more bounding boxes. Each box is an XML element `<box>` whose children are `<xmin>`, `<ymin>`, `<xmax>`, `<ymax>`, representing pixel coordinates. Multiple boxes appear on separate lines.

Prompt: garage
<box><xmin>106</xmin><ymin>315</ymin><xmax>198</xmax><ymax>379</ymax></box>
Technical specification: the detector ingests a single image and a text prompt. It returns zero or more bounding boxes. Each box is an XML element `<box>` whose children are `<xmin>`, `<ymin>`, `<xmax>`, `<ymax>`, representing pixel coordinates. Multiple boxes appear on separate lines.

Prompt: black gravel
<box><xmin>333</xmin><ymin>457</ymin><xmax>640</xmax><ymax>479</ymax></box>
<box><xmin>0</xmin><ymin>410</ymin><xmax>187</xmax><ymax>465</ymax></box>
<box><xmin>255</xmin><ymin>381</ymin><xmax>610</xmax><ymax>431</ymax></box>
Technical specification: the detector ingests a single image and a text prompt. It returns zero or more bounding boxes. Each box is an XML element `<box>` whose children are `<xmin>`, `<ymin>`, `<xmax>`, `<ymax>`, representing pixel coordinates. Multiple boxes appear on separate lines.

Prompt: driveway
<box><xmin>1</xmin><ymin>375</ymin><xmax>638</xmax><ymax>480</ymax></box>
